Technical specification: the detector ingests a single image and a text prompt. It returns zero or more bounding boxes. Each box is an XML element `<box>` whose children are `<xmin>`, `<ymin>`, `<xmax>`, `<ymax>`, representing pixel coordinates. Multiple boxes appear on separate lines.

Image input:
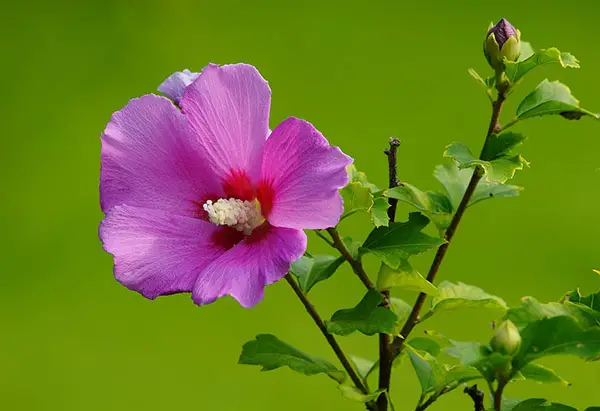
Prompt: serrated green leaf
<box><xmin>445</xmin><ymin>340</ymin><xmax>488</xmax><ymax>366</ymax></box>
<box><xmin>347</xmin><ymin>164</ymin><xmax>380</xmax><ymax>192</ymax></box>
<box><xmin>385</xmin><ymin>183</ymin><xmax>453</xmax><ymax>230</ymax></box>
<box><xmin>326</xmin><ymin>289</ymin><xmax>398</xmax><ymax>336</ymax></box>
<box><xmin>444</xmin><ymin>142</ymin><xmax>528</xmax><ymax>183</ymax></box>
<box><xmin>408</xmin><ymin>337</ymin><xmax>442</xmax><ymax>357</ymax></box>
<box><xmin>505</xmin><ymin>296</ymin><xmax>597</xmax><ymax>330</ymax></box>
<box><xmin>239</xmin><ymin>334</ymin><xmax>344</xmax><ymax>381</ymax></box>
<box><xmin>505</xmin><ymin>48</ymin><xmax>579</xmax><ymax>84</ymax></box>
<box><xmin>377</xmin><ymin>262</ymin><xmax>438</xmax><ymax>296</ymax></box>
<box><xmin>434</xmin><ymin>163</ymin><xmax>522</xmax><ymax>210</ymax></box>
<box><xmin>341</xmin><ymin>236</ymin><xmax>362</xmax><ymax>261</ymax></box>
<box><xmin>339</xmin><ymin>385</ymin><xmax>384</xmax><ymax>403</ymax></box>
<box><xmin>341</xmin><ymin>182</ymin><xmax>374</xmax><ymax>218</ymax></box>
<box><xmin>422</xmin><ymin>281</ymin><xmax>507</xmax><ymax>321</ymax></box>
<box><xmin>390</xmin><ymin>297</ymin><xmax>412</xmax><ymax>335</ymax></box>
<box><xmin>349</xmin><ymin>355</ymin><xmax>376</xmax><ymax>380</ymax></box>
<box><xmin>516</xmin><ymin>79</ymin><xmax>599</xmax><ymax>120</ymax></box>
<box><xmin>481</xmin><ymin>132</ymin><xmax>527</xmax><ymax>161</ymax></box>
<box><xmin>361</xmin><ymin>212</ymin><xmax>445</xmax><ymax>269</ymax></box>
<box><xmin>442</xmin><ymin>365</ymin><xmax>482</xmax><ymax>389</ymax></box>
<box><xmin>371</xmin><ymin>197</ymin><xmax>390</xmax><ymax>227</ymax></box>
<box><xmin>514</xmin><ymin>363</ymin><xmax>570</xmax><ymax>386</ymax></box>
<box><xmin>561</xmin><ymin>288</ymin><xmax>600</xmax><ymax>320</ymax></box>
<box><xmin>585</xmin><ymin>408</ymin><xmax>600</xmax><ymax>411</ymax></box>
<box><xmin>518</xmin><ymin>41</ymin><xmax>535</xmax><ymax>61</ymax></box>
<box><xmin>511</xmin><ymin>399</ymin><xmax>578</xmax><ymax>411</ymax></box>
<box><xmin>406</xmin><ymin>345</ymin><xmax>446</xmax><ymax>394</ymax></box>
<box><xmin>290</xmin><ymin>255</ymin><xmax>345</xmax><ymax>293</ymax></box>
<box><xmin>514</xmin><ymin>316</ymin><xmax>600</xmax><ymax>368</ymax></box>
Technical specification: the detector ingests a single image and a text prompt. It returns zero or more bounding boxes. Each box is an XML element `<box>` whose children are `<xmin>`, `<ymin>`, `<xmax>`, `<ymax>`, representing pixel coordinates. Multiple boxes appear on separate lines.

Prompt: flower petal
<box><xmin>259</xmin><ymin>117</ymin><xmax>352</xmax><ymax>229</ymax></box>
<box><xmin>157</xmin><ymin>69</ymin><xmax>200</xmax><ymax>104</ymax></box>
<box><xmin>192</xmin><ymin>225</ymin><xmax>306</xmax><ymax>308</ymax></box>
<box><xmin>101</xmin><ymin>94</ymin><xmax>221</xmax><ymax>216</ymax></box>
<box><xmin>100</xmin><ymin>205</ymin><xmax>225</xmax><ymax>299</ymax></box>
<box><xmin>180</xmin><ymin>63</ymin><xmax>271</xmax><ymax>186</ymax></box>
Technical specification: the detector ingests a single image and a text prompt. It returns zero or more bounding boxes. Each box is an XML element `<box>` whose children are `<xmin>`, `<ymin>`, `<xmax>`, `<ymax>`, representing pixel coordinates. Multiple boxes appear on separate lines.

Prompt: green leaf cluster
<box><xmin>341</xmin><ymin>164</ymin><xmax>390</xmax><ymax>227</ymax></box>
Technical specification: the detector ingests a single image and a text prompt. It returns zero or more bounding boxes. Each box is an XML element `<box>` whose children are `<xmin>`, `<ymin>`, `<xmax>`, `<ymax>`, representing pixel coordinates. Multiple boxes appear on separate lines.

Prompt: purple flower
<box><xmin>100</xmin><ymin>63</ymin><xmax>352</xmax><ymax>307</ymax></box>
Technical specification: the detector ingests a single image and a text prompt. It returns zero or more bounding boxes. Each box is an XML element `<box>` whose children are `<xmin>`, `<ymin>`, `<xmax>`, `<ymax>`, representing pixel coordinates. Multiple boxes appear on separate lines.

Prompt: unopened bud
<box><xmin>484</xmin><ymin>18</ymin><xmax>521</xmax><ymax>70</ymax></box>
<box><xmin>490</xmin><ymin>320</ymin><xmax>521</xmax><ymax>356</ymax></box>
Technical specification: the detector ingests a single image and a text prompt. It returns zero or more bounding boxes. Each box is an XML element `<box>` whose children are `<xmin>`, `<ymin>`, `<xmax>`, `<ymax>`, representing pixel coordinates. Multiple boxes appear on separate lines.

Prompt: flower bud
<box><xmin>490</xmin><ymin>320</ymin><xmax>521</xmax><ymax>356</ymax></box>
<box><xmin>484</xmin><ymin>18</ymin><xmax>521</xmax><ymax>70</ymax></box>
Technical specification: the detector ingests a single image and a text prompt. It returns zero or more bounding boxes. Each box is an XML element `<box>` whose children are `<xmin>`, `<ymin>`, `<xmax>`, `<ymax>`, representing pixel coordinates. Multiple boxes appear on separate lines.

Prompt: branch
<box><xmin>377</xmin><ymin>137</ymin><xmax>401</xmax><ymax>411</ymax></box>
<box><xmin>284</xmin><ymin>274</ymin><xmax>377</xmax><ymax>411</ymax></box>
<box><xmin>390</xmin><ymin>93</ymin><xmax>506</xmax><ymax>359</ymax></box>
<box><xmin>326</xmin><ymin>227</ymin><xmax>375</xmax><ymax>290</ymax></box>
<box><xmin>464</xmin><ymin>385</ymin><xmax>486</xmax><ymax>411</ymax></box>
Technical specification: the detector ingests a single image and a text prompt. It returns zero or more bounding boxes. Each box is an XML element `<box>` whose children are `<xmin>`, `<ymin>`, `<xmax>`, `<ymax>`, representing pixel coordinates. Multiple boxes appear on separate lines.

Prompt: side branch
<box><xmin>284</xmin><ymin>274</ymin><xmax>376</xmax><ymax>410</ymax></box>
<box><xmin>326</xmin><ymin>228</ymin><xmax>375</xmax><ymax>290</ymax></box>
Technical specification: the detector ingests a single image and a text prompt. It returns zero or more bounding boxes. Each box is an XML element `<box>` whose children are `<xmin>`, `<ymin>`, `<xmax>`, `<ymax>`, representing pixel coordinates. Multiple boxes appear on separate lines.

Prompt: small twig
<box><xmin>315</xmin><ymin>230</ymin><xmax>335</xmax><ymax>248</ymax></box>
<box><xmin>378</xmin><ymin>137</ymin><xmax>401</xmax><ymax>411</ymax></box>
<box><xmin>326</xmin><ymin>227</ymin><xmax>375</xmax><ymax>290</ymax></box>
<box><xmin>384</xmin><ymin>137</ymin><xmax>401</xmax><ymax>221</ymax></box>
<box><xmin>464</xmin><ymin>385</ymin><xmax>486</xmax><ymax>411</ymax></box>
<box><xmin>284</xmin><ymin>274</ymin><xmax>377</xmax><ymax>411</ymax></box>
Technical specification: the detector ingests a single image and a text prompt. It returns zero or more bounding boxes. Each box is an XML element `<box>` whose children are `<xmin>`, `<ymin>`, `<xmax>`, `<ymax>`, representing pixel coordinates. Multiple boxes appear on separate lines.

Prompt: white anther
<box><xmin>203</xmin><ymin>198</ymin><xmax>262</xmax><ymax>235</ymax></box>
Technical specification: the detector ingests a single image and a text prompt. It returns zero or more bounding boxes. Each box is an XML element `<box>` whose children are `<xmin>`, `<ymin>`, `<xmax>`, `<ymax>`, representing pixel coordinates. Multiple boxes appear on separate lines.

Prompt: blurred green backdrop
<box><xmin>2</xmin><ymin>0</ymin><xmax>599</xmax><ymax>409</ymax></box>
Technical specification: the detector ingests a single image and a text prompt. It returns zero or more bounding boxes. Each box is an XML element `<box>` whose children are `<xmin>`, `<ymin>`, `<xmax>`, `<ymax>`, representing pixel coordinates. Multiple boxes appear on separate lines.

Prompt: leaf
<box><xmin>505</xmin><ymin>48</ymin><xmax>579</xmax><ymax>84</ymax></box>
<box><xmin>434</xmin><ymin>163</ymin><xmax>522</xmax><ymax>210</ymax></box>
<box><xmin>511</xmin><ymin>399</ymin><xmax>578</xmax><ymax>411</ymax></box>
<box><xmin>361</xmin><ymin>212</ymin><xmax>445</xmax><ymax>269</ymax></box>
<box><xmin>342</xmin><ymin>236</ymin><xmax>362</xmax><ymax>260</ymax></box>
<box><xmin>377</xmin><ymin>262</ymin><xmax>438</xmax><ymax>296</ymax></box>
<box><xmin>408</xmin><ymin>337</ymin><xmax>442</xmax><ymax>357</ymax></box>
<box><xmin>514</xmin><ymin>316</ymin><xmax>600</xmax><ymax>368</ymax></box>
<box><xmin>326</xmin><ymin>289</ymin><xmax>398</xmax><ymax>336</ymax></box>
<box><xmin>518</xmin><ymin>41</ymin><xmax>535</xmax><ymax>61</ymax></box>
<box><xmin>341</xmin><ymin>182</ymin><xmax>374</xmax><ymax>218</ymax></box>
<box><xmin>290</xmin><ymin>255</ymin><xmax>345</xmax><ymax>293</ymax></box>
<box><xmin>349</xmin><ymin>355</ymin><xmax>376</xmax><ymax>380</ymax></box>
<box><xmin>515</xmin><ymin>363</ymin><xmax>570</xmax><ymax>386</ymax></box>
<box><xmin>390</xmin><ymin>297</ymin><xmax>412</xmax><ymax>335</ymax></box>
<box><xmin>339</xmin><ymin>385</ymin><xmax>384</xmax><ymax>403</ymax></box>
<box><xmin>505</xmin><ymin>296</ymin><xmax>597</xmax><ymax>330</ymax></box>
<box><xmin>347</xmin><ymin>164</ymin><xmax>380</xmax><ymax>192</ymax></box>
<box><xmin>444</xmin><ymin>340</ymin><xmax>488</xmax><ymax>366</ymax></box>
<box><xmin>385</xmin><ymin>184</ymin><xmax>453</xmax><ymax>230</ymax></box>
<box><xmin>239</xmin><ymin>334</ymin><xmax>344</xmax><ymax>381</ymax></box>
<box><xmin>406</xmin><ymin>345</ymin><xmax>446</xmax><ymax>394</ymax></box>
<box><xmin>561</xmin><ymin>288</ymin><xmax>600</xmax><ymax>314</ymax></box>
<box><xmin>423</xmin><ymin>281</ymin><xmax>507</xmax><ymax>320</ymax></box>
<box><xmin>443</xmin><ymin>365</ymin><xmax>482</xmax><ymax>388</ymax></box>
<box><xmin>516</xmin><ymin>79</ymin><xmax>599</xmax><ymax>120</ymax></box>
<box><xmin>371</xmin><ymin>197</ymin><xmax>390</xmax><ymax>227</ymax></box>
<box><xmin>481</xmin><ymin>132</ymin><xmax>528</xmax><ymax>161</ymax></box>
<box><xmin>444</xmin><ymin>142</ymin><xmax>528</xmax><ymax>184</ymax></box>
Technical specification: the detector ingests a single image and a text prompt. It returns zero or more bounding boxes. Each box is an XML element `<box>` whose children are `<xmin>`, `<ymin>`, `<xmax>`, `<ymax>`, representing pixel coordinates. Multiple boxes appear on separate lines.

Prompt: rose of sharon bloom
<box><xmin>99</xmin><ymin>63</ymin><xmax>352</xmax><ymax>308</ymax></box>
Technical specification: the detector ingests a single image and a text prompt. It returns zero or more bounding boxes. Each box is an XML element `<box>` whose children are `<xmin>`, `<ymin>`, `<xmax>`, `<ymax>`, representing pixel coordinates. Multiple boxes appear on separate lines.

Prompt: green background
<box><xmin>2</xmin><ymin>0</ymin><xmax>599</xmax><ymax>409</ymax></box>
